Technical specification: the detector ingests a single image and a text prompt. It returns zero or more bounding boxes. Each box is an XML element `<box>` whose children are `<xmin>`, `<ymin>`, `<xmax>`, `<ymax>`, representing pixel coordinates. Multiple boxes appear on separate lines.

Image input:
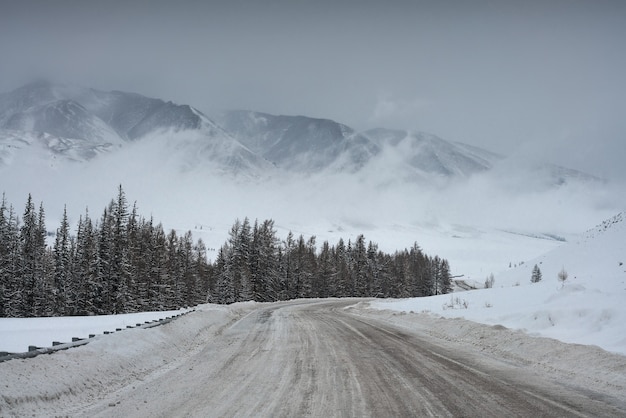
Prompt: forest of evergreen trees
<box><xmin>0</xmin><ymin>187</ymin><xmax>452</xmax><ymax>318</ymax></box>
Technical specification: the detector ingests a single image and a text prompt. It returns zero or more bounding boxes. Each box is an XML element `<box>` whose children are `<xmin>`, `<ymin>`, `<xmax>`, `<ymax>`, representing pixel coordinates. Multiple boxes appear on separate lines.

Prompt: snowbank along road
<box><xmin>2</xmin><ymin>299</ymin><xmax>626</xmax><ymax>417</ymax></box>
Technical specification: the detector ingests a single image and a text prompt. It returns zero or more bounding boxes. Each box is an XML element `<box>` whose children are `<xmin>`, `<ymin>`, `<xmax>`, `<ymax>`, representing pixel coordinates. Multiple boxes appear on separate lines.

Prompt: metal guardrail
<box><xmin>0</xmin><ymin>310</ymin><xmax>195</xmax><ymax>363</ymax></box>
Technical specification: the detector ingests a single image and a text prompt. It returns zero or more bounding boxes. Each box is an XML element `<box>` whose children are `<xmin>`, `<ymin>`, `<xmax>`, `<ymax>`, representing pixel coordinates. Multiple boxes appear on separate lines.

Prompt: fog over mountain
<box><xmin>0</xmin><ymin>81</ymin><xmax>622</xmax><ymax>282</ymax></box>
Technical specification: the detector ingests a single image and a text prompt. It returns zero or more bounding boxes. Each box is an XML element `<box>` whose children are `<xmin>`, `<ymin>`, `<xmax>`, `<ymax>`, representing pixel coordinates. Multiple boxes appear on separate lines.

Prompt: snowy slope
<box><xmin>216</xmin><ymin>110</ymin><xmax>379</xmax><ymax>172</ymax></box>
<box><xmin>0</xmin><ymin>129</ymin><xmax>119</xmax><ymax>167</ymax></box>
<box><xmin>371</xmin><ymin>212</ymin><xmax>626</xmax><ymax>355</ymax></box>
<box><xmin>362</xmin><ymin>128</ymin><xmax>498</xmax><ymax>178</ymax></box>
<box><xmin>0</xmin><ymin>82</ymin><xmax>272</xmax><ymax>176</ymax></box>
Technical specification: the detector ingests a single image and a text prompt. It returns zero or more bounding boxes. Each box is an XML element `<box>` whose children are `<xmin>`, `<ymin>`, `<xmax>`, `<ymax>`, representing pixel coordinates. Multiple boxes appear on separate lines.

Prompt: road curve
<box><xmin>77</xmin><ymin>299</ymin><xmax>626</xmax><ymax>417</ymax></box>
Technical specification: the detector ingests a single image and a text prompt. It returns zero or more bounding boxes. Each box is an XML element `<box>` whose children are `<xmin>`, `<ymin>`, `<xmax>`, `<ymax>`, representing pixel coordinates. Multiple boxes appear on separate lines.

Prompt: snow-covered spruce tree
<box><xmin>193</xmin><ymin>237</ymin><xmax>211</xmax><ymax>304</ymax></box>
<box><xmin>0</xmin><ymin>195</ymin><xmax>15</xmax><ymax>317</ymax></box>
<box><xmin>439</xmin><ymin>258</ymin><xmax>452</xmax><ymax>295</ymax></box>
<box><xmin>292</xmin><ymin>234</ymin><xmax>309</xmax><ymax>299</ymax></box>
<box><xmin>164</xmin><ymin>229</ymin><xmax>183</xmax><ymax>309</ymax></box>
<box><xmin>316</xmin><ymin>240</ymin><xmax>335</xmax><ymax>298</ymax></box>
<box><xmin>333</xmin><ymin>238</ymin><xmax>350</xmax><ymax>298</ymax></box>
<box><xmin>52</xmin><ymin>206</ymin><xmax>72</xmax><ymax>315</ymax></box>
<box><xmin>226</xmin><ymin>218</ymin><xmax>252</xmax><ymax>302</ymax></box>
<box><xmin>110</xmin><ymin>185</ymin><xmax>131</xmax><ymax>314</ymax></box>
<box><xmin>149</xmin><ymin>222</ymin><xmax>169</xmax><ymax>309</ymax></box>
<box><xmin>352</xmin><ymin>234</ymin><xmax>369</xmax><ymax>297</ymax></box>
<box><xmin>249</xmin><ymin>219</ymin><xmax>280</xmax><ymax>302</ymax></box>
<box><xmin>366</xmin><ymin>241</ymin><xmax>383</xmax><ymax>298</ymax></box>
<box><xmin>280</xmin><ymin>231</ymin><xmax>297</xmax><ymax>299</ymax></box>
<box><xmin>19</xmin><ymin>195</ymin><xmax>50</xmax><ymax>317</ymax></box>
<box><xmin>248</xmin><ymin>219</ymin><xmax>265</xmax><ymax>301</ymax></box>
<box><xmin>214</xmin><ymin>246</ymin><xmax>235</xmax><ymax>304</ymax></box>
<box><xmin>408</xmin><ymin>244</ymin><xmax>430</xmax><ymax>296</ymax></box>
<box><xmin>531</xmin><ymin>264</ymin><xmax>542</xmax><ymax>283</ymax></box>
<box><xmin>178</xmin><ymin>230</ymin><xmax>199</xmax><ymax>307</ymax></box>
<box><xmin>96</xmin><ymin>206</ymin><xmax>113</xmax><ymax>314</ymax></box>
<box><xmin>74</xmin><ymin>210</ymin><xmax>100</xmax><ymax>315</ymax></box>
<box><xmin>0</xmin><ymin>195</ymin><xmax>12</xmax><ymax>317</ymax></box>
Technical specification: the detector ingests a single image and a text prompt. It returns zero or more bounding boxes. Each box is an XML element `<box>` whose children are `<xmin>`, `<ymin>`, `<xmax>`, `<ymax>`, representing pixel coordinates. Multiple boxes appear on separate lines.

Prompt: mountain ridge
<box><xmin>0</xmin><ymin>81</ymin><xmax>602</xmax><ymax>185</ymax></box>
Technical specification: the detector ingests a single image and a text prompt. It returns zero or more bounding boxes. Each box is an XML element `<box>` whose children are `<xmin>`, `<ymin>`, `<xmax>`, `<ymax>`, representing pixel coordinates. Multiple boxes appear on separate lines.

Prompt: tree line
<box><xmin>0</xmin><ymin>187</ymin><xmax>451</xmax><ymax>318</ymax></box>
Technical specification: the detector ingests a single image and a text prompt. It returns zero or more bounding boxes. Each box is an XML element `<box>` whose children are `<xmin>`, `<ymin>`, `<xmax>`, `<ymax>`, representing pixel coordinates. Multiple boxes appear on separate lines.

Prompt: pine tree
<box><xmin>193</xmin><ymin>238</ymin><xmax>211</xmax><ymax>304</ymax></box>
<box><xmin>280</xmin><ymin>231</ymin><xmax>297</xmax><ymax>299</ymax></box>
<box><xmin>439</xmin><ymin>258</ymin><xmax>452</xmax><ymax>294</ymax></box>
<box><xmin>531</xmin><ymin>264</ymin><xmax>542</xmax><ymax>283</ymax></box>
<box><xmin>150</xmin><ymin>222</ymin><xmax>169</xmax><ymax>309</ymax></box>
<box><xmin>351</xmin><ymin>234</ymin><xmax>368</xmax><ymax>297</ymax></box>
<box><xmin>214</xmin><ymin>246</ymin><xmax>235</xmax><ymax>304</ymax></box>
<box><xmin>74</xmin><ymin>210</ymin><xmax>100</xmax><ymax>315</ymax></box>
<box><xmin>316</xmin><ymin>241</ymin><xmax>335</xmax><ymax>298</ymax></box>
<box><xmin>333</xmin><ymin>238</ymin><xmax>350</xmax><ymax>297</ymax></box>
<box><xmin>0</xmin><ymin>195</ymin><xmax>13</xmax><ymax>317</ymax></box>
<box><xmin>1</xmin><ymin>202</ymin><xmax>21</xmax><ymax>317</ymax></box>
<box><xmin>165</xmin><ymin>229</ymin><xmax>182</xmax><ymax>308</ymax></box>
<box><xmin>97</xmin><ymin>205</ymin><xmax>114</xmax><ymax>314</ymax></box>
<box><xmin>52</xmin><ymin>206</ymin><xmax>72</xmax><ymax>315</ymax></box>
<box><xmin>110</xmin><ymin>185</ymin><xmax>131</xmax><ymax>313</ymax></box>
<box><xmin>19</xmin><ymin>195</ymin><xmax>48</xmax><ymax>316</ymax></box>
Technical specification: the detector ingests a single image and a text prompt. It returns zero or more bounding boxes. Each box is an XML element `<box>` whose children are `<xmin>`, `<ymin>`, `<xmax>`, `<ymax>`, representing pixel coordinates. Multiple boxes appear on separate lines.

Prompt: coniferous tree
<box><xmin>439</xmin><ymin>258</ymin><xmax>452</xmax><ymax>294</ymax></box>
<box><xmin>0</xmin><ymin>195</ymin><xmax>15</xmax><ymax>317</ymax></box>
<box><xmin>531</xmin><ymin>264</ymin><xmax>542</xmax><ymax>283</ymax></box>
<box><xmin>52</xmin><ymin>206</ymin><xmax>72</xmax><ymax>315</ymax></box>
<box><xmin>352</xmin><ymin>235</ymin><xmax>368</xmax><ymax>297</ymax></box>
<box><xmin>280</xmin><ymin>231</ymin><xmax>296</xmax><ymax>299</ymax></box>
<box><xmin>1</xmin><ymin>189</ymin><xmax>457</xmax><ymax>315</ymax></box>
<box><xmin>1</xmin><ymin>201</ymin><xmax>24</xmax><ymax>317</ymax></box>
<box><xmin>110</xmin><ymin>186</ymin><xmax>131</xmax><ymax>313</ymax></box>
<box><xmin>214</xmin><ymin>246</ymin><xmax>235</xmax><ymax>304</ymax></box>
<box><xmin>193</xmin><ymin>238</ymin><xmax>211</xmax><ymax>304</ymax></box>
<box><xmin>333</xmin><ymin>238</ymin><xmax>350</xmax><ymax>297</ymax></box>
<box><xmin>74</xmin><ymin>210</ymin><xmax>100</xmax><ymax>315</ymax></box>
<box><xmin>19</xmin><ymin>195</ymin><xmax>47</xmax><ymax>316</ymax></box>
<box><xmin>316</xmin><ymin>241</ymin><xmax>335</xmax><ymax>298</ymax></box>
<box><xmin>367</xmin><ymin>241</ymin><xmax>383</xmax><ymax>298</ymax></box>
<box><xmin>150</xmin><ymin>222</ymin><xmax>170</xmax><ymax>309</ymax></box>
<box><xmin>164</xmin><ymin>229</ymin><xmax>182</xmax><ymax>308</ymax></box>
<box><xmin>95</xmin><ymin>207</ymin><xmax>109</xmax><ymax>313</ymax></box>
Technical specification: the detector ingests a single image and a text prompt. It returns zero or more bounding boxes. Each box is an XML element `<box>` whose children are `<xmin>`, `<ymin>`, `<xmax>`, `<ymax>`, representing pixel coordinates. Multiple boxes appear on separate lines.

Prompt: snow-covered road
<box><xmin>2</xmin><ymin>300</ymin><xmax>626</xmax><ymax>417</ymax></box>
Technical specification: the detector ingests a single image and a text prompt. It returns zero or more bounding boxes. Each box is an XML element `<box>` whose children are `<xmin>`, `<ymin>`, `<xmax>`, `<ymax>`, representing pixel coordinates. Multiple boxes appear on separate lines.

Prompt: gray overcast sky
<box><xmin>1</xmin><ymin>0</ymin><xmax>625</xmax><ymax>181</ymax></box>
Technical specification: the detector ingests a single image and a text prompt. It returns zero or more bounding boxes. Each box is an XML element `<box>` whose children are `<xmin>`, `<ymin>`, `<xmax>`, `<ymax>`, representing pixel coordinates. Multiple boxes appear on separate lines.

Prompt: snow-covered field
<box><xmin>0</xmin><ymin>309</ymin><xmax>191</xmax><ymax>354</ymax></box>
<box><xmin>371</xmin><ymin>212</ymin><xmax>626</xmax><ymax>356</ymax></box>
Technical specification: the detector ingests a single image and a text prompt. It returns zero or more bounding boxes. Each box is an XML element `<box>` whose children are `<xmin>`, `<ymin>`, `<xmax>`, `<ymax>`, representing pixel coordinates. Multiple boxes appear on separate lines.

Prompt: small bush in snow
<box><xmin>558</xmin><ymin>267</ymin><xmax>568</xmax><ymax>287</ymax></box>
<box><xmin>443</xmin><ymin>296</ymin><xmax>469</xmax><ymax>310</ymax></box>
<box><xmin>484</xmin><ymin>273</ymin><xmax>495</xmax><ymax>288</ymax></box>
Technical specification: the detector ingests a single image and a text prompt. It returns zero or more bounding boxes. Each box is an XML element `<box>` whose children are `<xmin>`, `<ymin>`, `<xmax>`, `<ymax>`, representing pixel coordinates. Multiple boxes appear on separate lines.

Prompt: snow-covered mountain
<box><xmin>0</xmin><ymin>81</ymin><xmax>602</xmax><ymax>186</ymax></box>
<box><xmin>361</xmin><ymin>128</ymin><xmax>500</xmax><ymax>179</ymax></box>
<box><xmin>217</xmin><ymin>110</ymin><xmax>600</xmax><ymax>186</ymax></box>
<box><xmin>217</xmin><ymin>110</ymin><xmax>502</xmax><ymax>178</ymax></box>
<box><xmin>0</xmin><ymin>81</ymin><xmax>271</xmax><ymax>176</ymax></box>
<box><xmin>216</xmin><ymin>110</ymin><xmax>380</xmax><ymax>173</ymax></box>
